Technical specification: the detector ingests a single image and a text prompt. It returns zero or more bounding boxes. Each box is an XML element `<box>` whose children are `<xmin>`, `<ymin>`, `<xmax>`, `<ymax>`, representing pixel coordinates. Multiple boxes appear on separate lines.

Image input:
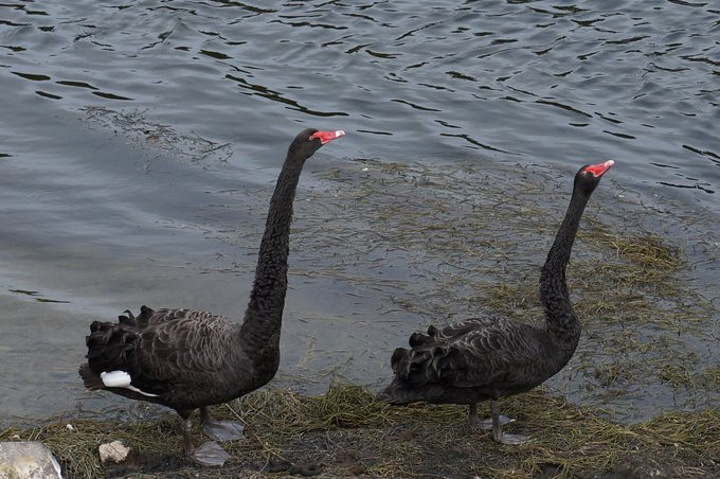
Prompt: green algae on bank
<box><xmin>2</xmin><ymin>385</ymin><xmax>718</xmax><ymax>478</ymax></box>
<box><xmin>298</xmin><ymin>159</ymin><xmax>718</xmax><ymax>417</ymax></box>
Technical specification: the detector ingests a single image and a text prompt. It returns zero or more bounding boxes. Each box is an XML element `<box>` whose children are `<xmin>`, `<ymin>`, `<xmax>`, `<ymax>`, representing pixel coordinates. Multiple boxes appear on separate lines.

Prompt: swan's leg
<box><xmin>200</xmin><ymin>406</ymin><xmax>245</xmax><ymax>442</ymax></box>
<box><xmin>177</xmin><ymin>410</ymin><xmax>231</xmax><ymax>466</ymax></box>
<box><xmin>468</xmin><ymin>402</ymin><xmax>514</xmax><ymax>430</ymax></box>
<box><xmin>490</xmin><ymin>399</ymin><xmax>529</xmax><ymax>445</ymax></box>
<box><xmin>179</xmin><ymin>414</ymin><xmax>195</xmax><ymax>456</ymax></box>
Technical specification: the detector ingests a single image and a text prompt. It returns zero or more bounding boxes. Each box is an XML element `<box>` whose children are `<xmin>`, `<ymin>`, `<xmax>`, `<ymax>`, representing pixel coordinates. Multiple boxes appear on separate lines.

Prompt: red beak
<box><xmin>310</xmin><ymin>130</ymin><xmax>346</xmax><ymax>144</ymax></box>
<box><xmin>584</xmin><ymin>160</ymin><xmax>615</xmax><ymax>177</ymax></box>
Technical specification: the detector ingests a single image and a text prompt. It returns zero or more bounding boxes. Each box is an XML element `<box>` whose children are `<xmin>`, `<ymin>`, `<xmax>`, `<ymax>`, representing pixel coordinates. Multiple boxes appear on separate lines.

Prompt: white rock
<box><xmin>0</xmin><ymin>441</ymin><xmax>63</xmax><ymax>479</ymax></box>
<box><xmin>98</xmin><ymin>441</ymin><xmax>131</xmax><ymax>464</ymax></box>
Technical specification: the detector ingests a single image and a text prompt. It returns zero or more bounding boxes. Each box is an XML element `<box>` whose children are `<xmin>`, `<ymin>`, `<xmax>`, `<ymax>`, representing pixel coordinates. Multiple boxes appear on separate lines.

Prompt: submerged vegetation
<box><xmin>305</xmin><ymin>159</ymin><xmax>718</xmax><ymax>417</ymax></box>
<box><xmin>2</xmin><ymin>384</ymin><xmax>718</xmax><ymax>478</ymax></box>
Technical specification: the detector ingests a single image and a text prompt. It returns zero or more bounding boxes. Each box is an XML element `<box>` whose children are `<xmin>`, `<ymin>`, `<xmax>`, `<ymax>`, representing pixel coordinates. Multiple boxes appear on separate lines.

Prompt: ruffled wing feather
<box><xmin>81</xmin><ymin>306</ymin><xmax>243</xmax><ymax>404</ymax></box>
<box><xmin>392</xmin><ymin>318</ymin><xmax>547</xmax><ymax>393</ymax></box>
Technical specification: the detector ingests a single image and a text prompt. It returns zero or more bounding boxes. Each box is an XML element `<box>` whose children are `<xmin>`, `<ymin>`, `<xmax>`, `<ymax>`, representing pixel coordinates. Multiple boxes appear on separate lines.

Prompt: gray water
<box><xmin>0</xmin><ymin>0</ymin><xmax>718</xmax><ymax>425</ymax></box>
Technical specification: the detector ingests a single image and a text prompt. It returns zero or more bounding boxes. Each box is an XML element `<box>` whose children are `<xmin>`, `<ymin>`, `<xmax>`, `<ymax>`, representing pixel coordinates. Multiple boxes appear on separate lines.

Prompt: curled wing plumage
<box><xmin>84</xmin><ymin>306</ymin><xmax>236</xmax><ymax>396</ymax></box>
<box><xmin>393</xmin><ymin>318</ymin><xmax>544</xmax><ymax>390</ymax></box>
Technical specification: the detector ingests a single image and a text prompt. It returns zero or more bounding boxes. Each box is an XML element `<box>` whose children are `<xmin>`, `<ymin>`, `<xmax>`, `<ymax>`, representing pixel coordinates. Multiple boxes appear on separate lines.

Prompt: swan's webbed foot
<box><xmin>468</xmin><ymin>402</ymin><xmax>515</xmax><ymax>430</ymax></box>
<box><xmin>191</xmin><ymin>441</ymin><xmax>231</xmax><ymax>467</ymax></box>
<box><xmin>494</xmin><ymin>432</ymin><xmax>530</xmax><ymax>445</ymax></box>
<box><xmin>200</xmin><ymin>406</ymin><xmax>244</xmax><ymax>442</ymax></box>
<box><xmin>486</xmin><ymin>399</ymin><xmax>531</xmax><ymax>446</ymax></box>
<box><xmin>202</xmin><ymin>420</ymin><xmax>245</xmax><ymax>442</ymax></box>
<box><xmin>178</xmin><ymin>411</ymin><xmax>234</xmax><ymax>466</ymax></box>
<box><xmin>470</xmin><ymin>414</ymin><xmax>515</xmax><ymax>430</ymax></box>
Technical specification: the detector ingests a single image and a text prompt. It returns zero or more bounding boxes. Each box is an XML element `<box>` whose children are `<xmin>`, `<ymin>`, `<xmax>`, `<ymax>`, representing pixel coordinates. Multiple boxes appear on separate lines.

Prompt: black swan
<box><xmin>79</xmin><ymin>128</ymin><xmax>345</xmax><ymax>465</ymax></box>
<box><xmin>378</xmin><ymin>160</ymin><xmax>614</xmax><ymax>445</ymax></box>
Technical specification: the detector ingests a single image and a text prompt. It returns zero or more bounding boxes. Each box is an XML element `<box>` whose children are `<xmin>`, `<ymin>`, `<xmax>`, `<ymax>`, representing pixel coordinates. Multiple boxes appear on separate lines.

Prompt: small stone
<box><xmin>98</xmin><ymin>441</ymin><xmax>131</xmax><ymax>464</ymax></box>
<box><xmin>0</xmin><ymin>441</ymin><xmax>63</xmax><ymax>479</ymax></box>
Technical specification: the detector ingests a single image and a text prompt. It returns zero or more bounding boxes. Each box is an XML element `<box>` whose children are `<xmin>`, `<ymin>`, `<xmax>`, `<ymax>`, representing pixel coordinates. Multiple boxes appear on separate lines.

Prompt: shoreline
<box><xmin>3</xmin><ymin>384</ymin><xmax>718</xmax><ymax>478</ymax></box>
<box><xmin>2</xmin><ymin>161</ymin><xmax>719</xmax><ymax>478</ymax></box>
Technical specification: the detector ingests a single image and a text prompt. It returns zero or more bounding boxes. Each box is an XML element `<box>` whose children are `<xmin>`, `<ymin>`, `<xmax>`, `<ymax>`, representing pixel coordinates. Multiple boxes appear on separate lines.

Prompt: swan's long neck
<box><xmin>539</xmin><ymin>188</ymin><xmax>590</xmax><ymax>350</ymax></box>
<box><xmin>239</xmin><ymin>155</ymin><xmax>304</xmax><ymax>356</ymax></box>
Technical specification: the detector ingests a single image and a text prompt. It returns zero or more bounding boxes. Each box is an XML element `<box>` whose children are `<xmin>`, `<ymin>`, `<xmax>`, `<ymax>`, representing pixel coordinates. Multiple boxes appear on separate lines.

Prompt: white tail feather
<box><xmin>101</xmin><ymin>371</ymin><xmax>159</xmax><ymax>397</ymax></box>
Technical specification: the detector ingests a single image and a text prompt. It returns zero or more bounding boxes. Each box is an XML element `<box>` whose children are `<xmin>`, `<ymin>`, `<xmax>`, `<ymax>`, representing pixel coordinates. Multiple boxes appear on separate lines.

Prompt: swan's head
<box><xmin>290</xmin><ymin>128</ymin><xmax>345</xmax><ymax>161</ymax></box>
<box><xmin>575</xmin><ymin>160</ymin><xmax>614</xmax><ymax>194</ymax></box>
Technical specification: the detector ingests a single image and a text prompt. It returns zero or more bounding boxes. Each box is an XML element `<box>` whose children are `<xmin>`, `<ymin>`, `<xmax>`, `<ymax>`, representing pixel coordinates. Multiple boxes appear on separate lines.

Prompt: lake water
<box><xmin>0</xmin><ymin>0</ymin><xmax>718</xmax><ymax>425</ymax></box>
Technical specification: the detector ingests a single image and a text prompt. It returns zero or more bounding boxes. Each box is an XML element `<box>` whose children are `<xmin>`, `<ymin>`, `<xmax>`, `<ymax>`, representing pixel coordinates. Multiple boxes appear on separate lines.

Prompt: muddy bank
<box><xmin>2</xmin><ymin>385</ymin><xmax>718</xmax><ymax>478</ymax></box>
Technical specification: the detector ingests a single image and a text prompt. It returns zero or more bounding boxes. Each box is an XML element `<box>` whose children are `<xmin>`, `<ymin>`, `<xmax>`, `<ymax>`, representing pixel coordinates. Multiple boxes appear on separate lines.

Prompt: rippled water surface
<box><xmin>0</xmin><ymin>0</ymin><xmax>718</xmax><ymax>424</ymax></box>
